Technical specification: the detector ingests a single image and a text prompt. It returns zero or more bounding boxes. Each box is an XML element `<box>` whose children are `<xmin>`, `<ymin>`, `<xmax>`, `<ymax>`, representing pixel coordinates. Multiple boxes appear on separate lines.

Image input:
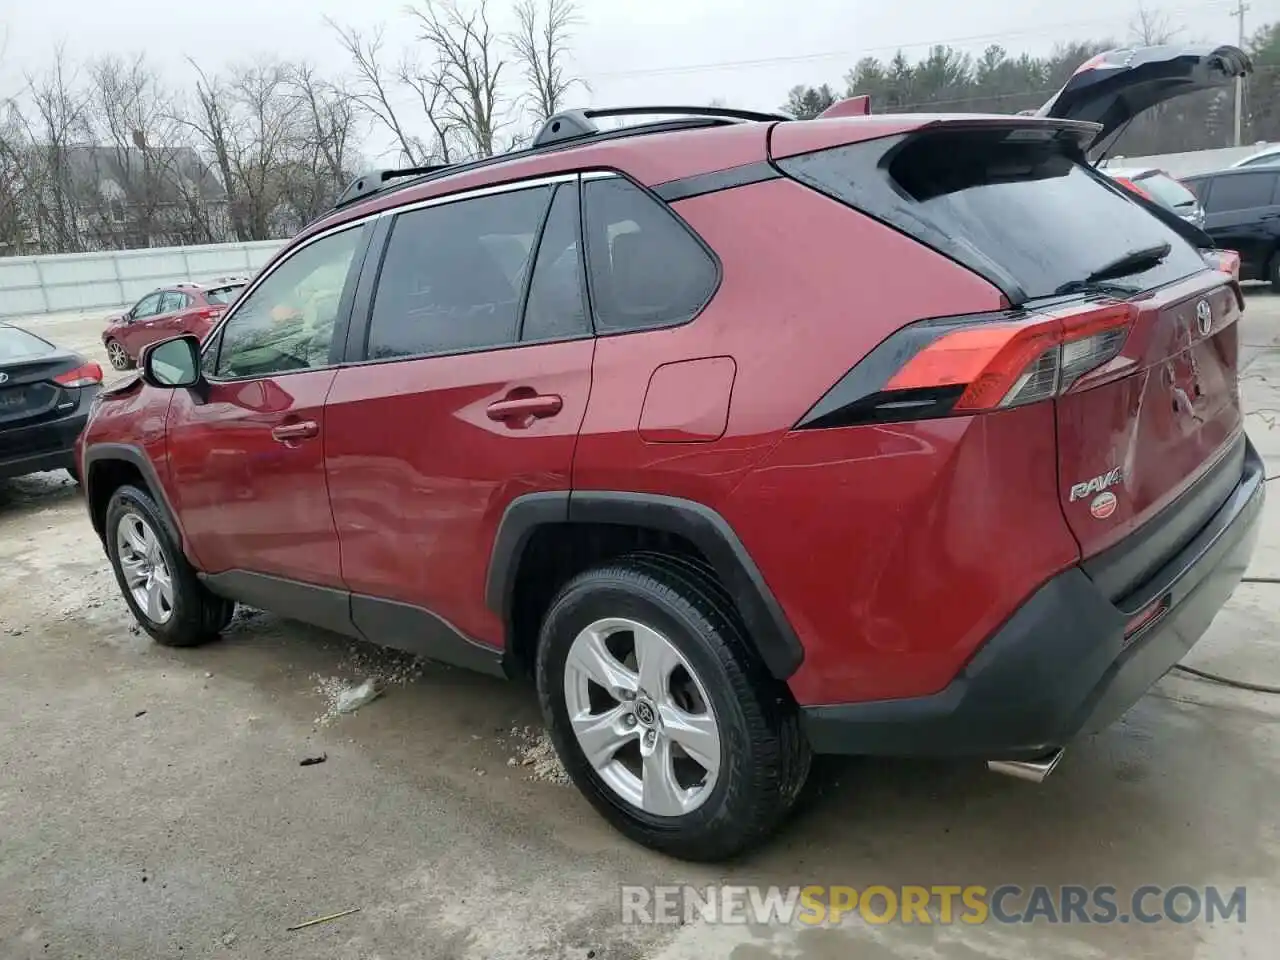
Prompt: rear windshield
<box><xmin>778</xmin><ymin>127</ymin><xmax>1206</xmax><ymax>301</ymax></box>
<box><xmin>1136</xmin><ymin>172</ymin><xmax>1198</xmax><ymax>211</ymax></box>
<box><xmin>0</xmin><ymin>325</ymin><xmax>54</xmax><ymax>362</ymax></box>
<box><xmin>204</xmin><ymin>284</ymin><xmax>244</xmax><ymax>305</ymax></box>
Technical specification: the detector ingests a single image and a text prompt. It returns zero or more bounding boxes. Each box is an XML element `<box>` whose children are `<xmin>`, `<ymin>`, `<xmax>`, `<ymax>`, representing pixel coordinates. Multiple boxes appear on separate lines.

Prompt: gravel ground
<box><xmin>3</xmin><ymin>292</ymin><xmax>1280</xmax><ymax>959</ymax></box>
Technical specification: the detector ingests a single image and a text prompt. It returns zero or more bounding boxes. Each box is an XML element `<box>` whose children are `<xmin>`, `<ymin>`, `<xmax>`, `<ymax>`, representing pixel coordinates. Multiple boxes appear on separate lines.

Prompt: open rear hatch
<box><xmin>1035</xmin><ymin>43</ymin><xmax>1253</xmax><ymax>158</ymax></box>
<box><xmin>773</xmin><ymin>112</ymin><xmax>1246</xmax><ymax>602</ymax></box>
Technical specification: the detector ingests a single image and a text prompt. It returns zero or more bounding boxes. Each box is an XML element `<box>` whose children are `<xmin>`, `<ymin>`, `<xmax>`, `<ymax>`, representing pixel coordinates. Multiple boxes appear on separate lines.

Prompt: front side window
<box><xmin>366</xmin><ymin>185</ymin><xmax>553</xmax><ymax>360</ymax></box>
<box><xmin>582</xmin><ymin>177</ymin><xmax>718</xmax><ymax>333</ymax></box>
<box><xmin>132</xmin><ymin>293</ymin><xmax>163</xmax><ymax>319</ymax></box>
<box><xmin>214</xmin><ymin>227</ymin><xmax>362</xmax><ymax>379</ymax></box>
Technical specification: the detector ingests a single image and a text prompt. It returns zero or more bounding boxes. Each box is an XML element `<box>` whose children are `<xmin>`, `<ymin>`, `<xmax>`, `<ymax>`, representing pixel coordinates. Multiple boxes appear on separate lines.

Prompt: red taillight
<box><xmin>54</xmin><ymin>362</ymin><xmax>103</xmax><ymax>388</ymax></box>
<box><xmin>1113</xmin><ymin>176</ymin><xmax>1154</xmax><ymax>202</ymax></box>
<box><xmin>797</xmin><ymin>303</ymin><xmax>1137</xmax><ymax>430</ymax></box>
<box><xmin>886</xmin><ymin>304</ymin><xmax>1134</xmax><ymax>412</ymax></box>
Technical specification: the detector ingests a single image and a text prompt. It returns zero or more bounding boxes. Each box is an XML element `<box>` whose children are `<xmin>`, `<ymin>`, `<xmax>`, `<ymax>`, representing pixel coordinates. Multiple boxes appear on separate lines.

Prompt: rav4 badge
<box><xmin>1069</xmin><ymin>466</ymin><xmax>1123</xmax><ymax>503</ymax></box>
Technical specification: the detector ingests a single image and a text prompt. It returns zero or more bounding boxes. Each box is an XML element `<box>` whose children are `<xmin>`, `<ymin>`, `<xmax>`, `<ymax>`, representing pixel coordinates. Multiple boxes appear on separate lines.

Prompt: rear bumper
<box><xmin>802</xmin><ymin>436</ymin><xmax>1266</xmax><ymax>759</ymax></box>
<box><xmin>0</xmin><ymin>406</ymin><xmax>93</xmax><ymax>481</ymax></box>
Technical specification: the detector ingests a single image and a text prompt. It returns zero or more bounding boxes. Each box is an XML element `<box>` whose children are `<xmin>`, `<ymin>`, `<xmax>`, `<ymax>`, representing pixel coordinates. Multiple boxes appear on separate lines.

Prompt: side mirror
<box><xmin>141</xmin><ymin>335</ymin><xmax>205</xmax><ymax>397</ymax></box>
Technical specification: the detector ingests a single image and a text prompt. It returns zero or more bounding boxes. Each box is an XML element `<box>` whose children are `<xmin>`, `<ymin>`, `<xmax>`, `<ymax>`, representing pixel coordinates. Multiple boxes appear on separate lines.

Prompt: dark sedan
<box><xmin>0</xmin><ymin>323</ymin><xmax>103</xmax><ymax>483</ymax></box>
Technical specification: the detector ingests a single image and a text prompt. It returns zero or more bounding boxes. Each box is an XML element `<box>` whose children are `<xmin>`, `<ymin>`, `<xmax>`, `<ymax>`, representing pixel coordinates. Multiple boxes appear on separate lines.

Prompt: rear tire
<box><xmin>536</xmin><ymin>552</ymin><xmax>810</xmax><ymax>862</ymax></box>
<box><xmin>105</xmin><ymin>339</ymin><xmax>133</xmax><ymax>371</ymax></box>
<box><xmin>104</xmin><ymin>484</ymin><xmax>232</xmax><ymax>647</ymax></box>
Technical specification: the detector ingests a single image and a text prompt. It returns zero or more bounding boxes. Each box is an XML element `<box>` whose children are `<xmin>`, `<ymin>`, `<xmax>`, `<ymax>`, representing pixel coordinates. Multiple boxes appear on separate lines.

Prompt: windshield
<box><xmin>1136</xmin><ymin>173</ymin><xmax>1198</xmax><ymax>210</ymax></box>
<box><xmin>778</xmin><ymin>127</ymin><xmax>1207</xmax><ymax>301</ymax></box>
<box><xmin>0</xmin><ymin>325</ymin><xmax>55</xmax><ymax>362</ymax></box>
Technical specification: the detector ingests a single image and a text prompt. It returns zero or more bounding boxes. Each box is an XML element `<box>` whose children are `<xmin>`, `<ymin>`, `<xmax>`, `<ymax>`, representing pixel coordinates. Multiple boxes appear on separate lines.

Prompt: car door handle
<box><xmin>271</xmin><ymin>420</ymin><xmax>319</xmax><ymax>443</ymax></box>
<box><xmin>486</xmin><ymin>394</ymin><xmax>563</xmax><ymax>422</ymax></box>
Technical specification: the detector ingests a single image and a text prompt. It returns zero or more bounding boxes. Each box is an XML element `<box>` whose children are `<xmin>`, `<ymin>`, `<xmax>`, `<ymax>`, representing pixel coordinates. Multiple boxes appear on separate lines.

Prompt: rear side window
<box><xmin>779</xmin><ymin>128</ymin><xmax>1206</xmax><ymax>301</ymax></box>
<box><xmin>582</xmin><ymin>177</ymin><xmax>718</xmax><ymax>333</ymax></box>
<box><xmin>1203</xmin><ymin>172</ymin><xmax>1279</xmax><ymax>213</ymax></box>
<box><xmin>160</xmin><ymin>291</ymin><xmax>189</xmax><ymax>313</ymax></box>
<box><xmin>367</xmin><ymin>186</ymin><xmax>552</xmax><ymax>360</ymax></box>
<box><xmin>0</xmin><ymin>325</ymin><xmax>54</xmax><ymax>361</ymax></box>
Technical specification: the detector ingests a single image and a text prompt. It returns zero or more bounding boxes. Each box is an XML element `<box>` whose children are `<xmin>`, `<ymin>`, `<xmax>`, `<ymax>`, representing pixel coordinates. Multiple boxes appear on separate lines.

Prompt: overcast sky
<box><xmin>2</xmin><ymin>0</ymin><xmax>1276</xmax><ymax>154</ymax></box>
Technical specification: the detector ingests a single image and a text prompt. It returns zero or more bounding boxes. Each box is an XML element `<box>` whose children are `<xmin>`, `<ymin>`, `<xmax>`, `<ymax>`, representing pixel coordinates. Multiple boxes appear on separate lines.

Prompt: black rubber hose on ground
<box><xmin>1170</xmin><ymin>576</ymin><xmax>1280</xmax><ymax>694</ymax></box>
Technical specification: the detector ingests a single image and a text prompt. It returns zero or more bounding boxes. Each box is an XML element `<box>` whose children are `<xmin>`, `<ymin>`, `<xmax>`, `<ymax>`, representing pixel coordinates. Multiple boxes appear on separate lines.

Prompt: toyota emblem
<box><xmin>1195</xmin><ymin>299</ymin><xmax>1213</xmax><ymax>337</ymax></box>
<box><xmin>0</xmin><ymin>372</ymin><xmax>8</xmax><ymax>384</ymax></box>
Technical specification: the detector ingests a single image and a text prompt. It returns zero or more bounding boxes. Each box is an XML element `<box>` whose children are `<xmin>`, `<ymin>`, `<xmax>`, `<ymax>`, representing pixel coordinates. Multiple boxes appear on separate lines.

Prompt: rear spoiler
<box><xmin>819</xmin><ymin>96</ymin><xmax>872</xmax><ymax>119</ymax></box>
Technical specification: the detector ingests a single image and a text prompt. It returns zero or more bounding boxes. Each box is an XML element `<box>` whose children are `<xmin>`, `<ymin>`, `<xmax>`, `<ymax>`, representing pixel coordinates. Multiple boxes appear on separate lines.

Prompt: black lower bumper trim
<box><xmin>0</xmin><ymin>414</ymin><xmax>87</xmax><ymax>481</ymax></box>
<box><xmin>802</xmin><ymin>436</ymin><xmax>1266</xmax><ymax>759</ymax></box>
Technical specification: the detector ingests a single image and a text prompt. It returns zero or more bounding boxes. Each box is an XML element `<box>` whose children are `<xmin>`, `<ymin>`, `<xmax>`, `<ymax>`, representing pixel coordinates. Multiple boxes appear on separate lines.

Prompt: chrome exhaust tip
<box><xmin>987</xmin><ymin>749</ymin><xmax>1064</xmax><ymax>783</ymax></box>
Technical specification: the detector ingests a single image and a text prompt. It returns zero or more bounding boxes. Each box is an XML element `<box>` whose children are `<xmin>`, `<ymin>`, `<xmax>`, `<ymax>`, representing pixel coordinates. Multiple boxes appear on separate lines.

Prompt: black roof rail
<box><xmin>533</xmin><ymin>105</ymin><xmax>791</xmax><ymax>147</ymax></box>
<box><xmin>326</xmin><ymin>106</ymin><xmax>790</xmax><ymax>214</ymax></box>
<box><xmin>334</xmin><ymin>163</ymin><xmax>453</xmax><ymax>209</ymax></box>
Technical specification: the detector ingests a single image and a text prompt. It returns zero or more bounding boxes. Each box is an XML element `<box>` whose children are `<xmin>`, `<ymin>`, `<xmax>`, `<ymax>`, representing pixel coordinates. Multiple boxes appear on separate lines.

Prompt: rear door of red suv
<box><xmin>773</xmin><ymin>116</ymin><xmax>1244</xmax><ymax>602</ymax></box>
<box><xmin>323</xmin><ymin>175</ymin><xmax>595</xmax><ymax>651</ymax></box>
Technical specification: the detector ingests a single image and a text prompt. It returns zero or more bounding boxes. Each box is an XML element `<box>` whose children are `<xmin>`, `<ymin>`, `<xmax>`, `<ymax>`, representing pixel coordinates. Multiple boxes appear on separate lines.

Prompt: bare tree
<box><xmin>510</xmin><ymin>0</ymin><xmax>582</xmax><ymax>122</ymax></box>
<box><xmin>1129</xmin><ymin>4</ymin><xmax>1179</xmax><ymax>45</ymax></box>
<box><xmin>408</xmin><ymin>0</ymin><xmax>507</xmax><ymax>158</ymax></box>
<box><xmin>179</xmin><ymin>61</ymin><xmax>247</xmax><ymax>240</ymax></box>
<box><xmin>284</xmin><ymin>63</ymin><xmax>364</xmax><ymax>222</ymax></box>
<box><xmin>395</xmin><ymin>55</ymin><xmax>459</xmax><ymax>163</ymax></box>
<box><xmin>86</xmin><ymin>54</ymin><xmax>189</xmax><ymax>248</ymax></box>
<box><xmin>0</xmin><ymin>102</ymin><xmax>30</xmax><ymax>254</ymax></box>
<box><xmin>329</xmin><ymin>20</ymin><xmax>425</xmax><ymax>164</ymax></box>
<box><xmin>19</xmin><ymin>46</ymin><xmax>92</xmax><ymax>252</ymax></box>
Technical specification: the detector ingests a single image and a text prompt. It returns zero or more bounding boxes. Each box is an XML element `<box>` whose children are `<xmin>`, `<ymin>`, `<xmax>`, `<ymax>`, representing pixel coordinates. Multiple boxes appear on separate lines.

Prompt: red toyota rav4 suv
<box><xmin>78</xmin><ymin>45</ymin><xmax>1264</xmax><ymax>861</ymax></box>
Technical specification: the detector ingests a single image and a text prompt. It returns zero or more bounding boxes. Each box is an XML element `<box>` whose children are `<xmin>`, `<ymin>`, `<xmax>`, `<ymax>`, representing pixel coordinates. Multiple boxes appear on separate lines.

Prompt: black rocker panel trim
<box><xmin>349</xmin><ymin>593</ymin><xmax>506</xmax><ymax>677</ymax></box>
<box><xmin>486</xmin><ymin>490</ymin><xmax>804</xmax><ymax>680</ymax></box>
<box><xmin>200</xmin><ymin>570</ymin><xmax>506</xmax><ymax>678</ymax></box>
<box><xmin>201</xmin><ymin>570</ymin><xmax>356</xmax><ymax>635</ymax></box>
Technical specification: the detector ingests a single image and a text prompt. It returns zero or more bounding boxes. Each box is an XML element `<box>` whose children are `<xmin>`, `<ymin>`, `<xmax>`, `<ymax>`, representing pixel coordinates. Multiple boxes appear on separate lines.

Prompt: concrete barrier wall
<box><xmin>0</xmin><ymin>240</ymin><xmax>286</xmax><ymax>319</ymax></box>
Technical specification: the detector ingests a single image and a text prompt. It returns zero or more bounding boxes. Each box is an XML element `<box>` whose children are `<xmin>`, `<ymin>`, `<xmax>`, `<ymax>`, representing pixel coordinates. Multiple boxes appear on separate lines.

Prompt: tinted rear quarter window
<box><xmin>1203</xmin><ymin>172</ymin><xmax>1280</xmax><ymax>213</ymax></box>
<box><xmin>780</xmin><ymin>128</ymin><xmax>1206</xmax><ymax>300</ymax></box>
<box><xmin>367</xmin><ymin>186</ymin><xmax>552</xmax><ymax>360</ymax></box>
<box><xmin>582</xmin><ymin>177</ymin><xmax>718</xmax><ymax>333</ymax></box>
<box><xmin>522</xmin><ymin>183</ymin><xmax>590</xmax><ymax>342</ymax></box>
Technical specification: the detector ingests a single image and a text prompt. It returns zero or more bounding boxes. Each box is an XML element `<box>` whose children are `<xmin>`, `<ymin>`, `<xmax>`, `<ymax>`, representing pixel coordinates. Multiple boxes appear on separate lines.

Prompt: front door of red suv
<box><xmin>324</xmin><ymin>177</ymin><xmax>594</xmax><ymax>649</ymax></box>
<box><xmin>165</xmin><ymin>225</ymin><xmax>368</xmax><ymax>587</ymax></box>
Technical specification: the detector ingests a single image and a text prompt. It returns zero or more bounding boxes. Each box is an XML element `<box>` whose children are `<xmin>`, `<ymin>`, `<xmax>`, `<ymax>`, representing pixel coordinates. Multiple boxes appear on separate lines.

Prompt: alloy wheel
<box><xmin>107</xmin><ymin>341</ymin><xmax>130</xmax><ymax>370</ymax></box>
<box><xmin>562</xmin><ymin>617</ymin><xmax>722</xmax><ymax>816</ymax></box>
<box><xmin>116</xmin><ymin>512</ymin><xmax>174</xmax><ymax>625</ymax></box>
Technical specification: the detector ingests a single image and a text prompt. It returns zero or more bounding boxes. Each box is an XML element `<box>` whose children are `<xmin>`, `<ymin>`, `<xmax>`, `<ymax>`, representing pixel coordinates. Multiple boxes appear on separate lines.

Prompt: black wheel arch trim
<box><xmin>485</xmin><ymin>490</ymin><xmax>805</xmax><ymax>679</ymax></box>
<box><xmin>83</xmin><ymin>442</ymin><xmax>184</xmax><ymax>546</ymax></box>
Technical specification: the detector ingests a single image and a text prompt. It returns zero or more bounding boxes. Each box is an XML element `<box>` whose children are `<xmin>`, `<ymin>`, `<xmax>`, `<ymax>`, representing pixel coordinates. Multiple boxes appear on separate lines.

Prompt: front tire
<box><xmin>536</xmin><ymin>553</ymin><xmax>810</xmax><ymax>862</ymax></box>
<box><xmin>104</xmin><ymin>484</ymin><xmax>232</xmax><ymax>646</ymax></box>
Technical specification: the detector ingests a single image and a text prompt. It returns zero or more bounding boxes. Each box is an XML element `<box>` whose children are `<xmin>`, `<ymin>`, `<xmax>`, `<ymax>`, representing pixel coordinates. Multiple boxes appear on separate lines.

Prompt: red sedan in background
<box><xmin>102</xmin><ymin>278</ymin><xmax>247</xmax><ymax>370</ymax></box>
